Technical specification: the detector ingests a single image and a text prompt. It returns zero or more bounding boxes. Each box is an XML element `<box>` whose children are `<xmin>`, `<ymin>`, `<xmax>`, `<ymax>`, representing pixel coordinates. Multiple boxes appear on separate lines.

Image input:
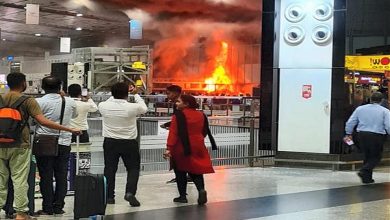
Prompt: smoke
<box><xmin>94</xmin><ymin>0</ymin><xmax>262</xmax><ymax>92</ymax></box>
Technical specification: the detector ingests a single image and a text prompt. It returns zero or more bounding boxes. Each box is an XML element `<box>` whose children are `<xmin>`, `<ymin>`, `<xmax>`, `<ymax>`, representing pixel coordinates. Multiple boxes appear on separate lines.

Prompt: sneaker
<box><xmin>34</xmin><ymin>210</ymin><xmax>53</xmax><ymax>216</ymax></box>
<box><xmin>15</xmin><ymin>212</ymin><xmax>37</xmax><ymax>220</ymax></box>
<box><xmin>124</xmin><ymin>193</ymin><xmax>141</xmax><ymax>207</ymax></box>
<box><xmin>198</xmin><ymin>190</ymin><xmax>207</xmax><ymax>205</ymax></box>
<box><xmin>166</xmin><ymin>178</ymin><xmax>177</xmax><ymax>184</ymax></box>
<box><xmin>107</xmin><ymin>198</ymin><xmax>116</xmax><ymax>204</ymax></box>
<box><xmin>173</xmin><ymin>196</ymin><xmax>188</xmax><ymax>203</ymax></box>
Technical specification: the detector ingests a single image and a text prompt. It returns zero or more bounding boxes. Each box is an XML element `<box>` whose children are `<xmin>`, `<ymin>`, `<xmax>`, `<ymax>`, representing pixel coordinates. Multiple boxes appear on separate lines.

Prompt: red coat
<box><xmin>167</xmin><ymin>108</ymin><xmax>214</xmax><ymax>174</ymax></box>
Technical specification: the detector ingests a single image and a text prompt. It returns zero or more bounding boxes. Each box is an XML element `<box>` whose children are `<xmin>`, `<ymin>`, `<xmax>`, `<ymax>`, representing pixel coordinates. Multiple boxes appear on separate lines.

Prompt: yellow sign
<box><xmin>345</xmin><ymin>55</ymin><xmax>390</xmax><ymax>73</ymax></box>
<box><xmin>132</xmin><ymin>61</ymin><xmax>146</xmax><ymax>70</ymax></box>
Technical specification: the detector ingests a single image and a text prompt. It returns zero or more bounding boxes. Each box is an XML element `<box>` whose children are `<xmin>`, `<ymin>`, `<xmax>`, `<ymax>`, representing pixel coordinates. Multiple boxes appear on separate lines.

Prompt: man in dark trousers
<box><xmin>345</xmin><ymin>92</ymin><xmax>390</xmax><ymax>184</ymax></box>
<box><xmin>98</xmin><ymin>83</ymin><xmax>147</xmax><ymax>206</ymax></box>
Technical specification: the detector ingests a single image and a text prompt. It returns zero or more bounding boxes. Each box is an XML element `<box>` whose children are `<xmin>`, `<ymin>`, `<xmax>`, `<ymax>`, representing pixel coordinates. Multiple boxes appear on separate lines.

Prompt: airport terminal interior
<box><xmin>0</xmin><ymin>0</ymin><xmax>390</xmax><ymax>219</ymax></box>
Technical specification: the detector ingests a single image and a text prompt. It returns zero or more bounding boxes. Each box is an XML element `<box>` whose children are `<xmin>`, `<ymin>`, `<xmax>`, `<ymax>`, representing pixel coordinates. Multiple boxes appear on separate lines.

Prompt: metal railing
<box><xmin>87</xmin><ymin>117</ymin><xmax>274</xmax><ymax>173</ymax></box>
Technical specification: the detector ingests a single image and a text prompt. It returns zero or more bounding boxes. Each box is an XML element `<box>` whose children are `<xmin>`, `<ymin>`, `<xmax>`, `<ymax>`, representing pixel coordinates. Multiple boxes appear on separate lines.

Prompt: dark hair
<box><xmin>7</xmin><ymin>72</ymin><xmax>26</xmax><ymax>89</ymax></box>
<box><xmin>111</xmin><ymin>82</ymin><xmax>129</xmax><ymax>99</ymax></box>
<box><xmin>371</xmin><ymin>92</ymin><xmax>383</xmax><ymax>103</ymax></box>
<box><xmin>42</xmin><ymin>76</ymin><xmax>62</xmax><ymax>93</ymax></box>
<box><xmin>68</xmin><ymin>84</ymin><xmax>82</xmax><ymax>98</ymax></box>
<box><xmin>180</xmin><ymin>94</ymin><xmax>199</xmax><ymax>109</ymax></box>
<box><xmin>166</xmin><ymin>85</ymin><xmax>182</xmax><ymax>94</ymax></box>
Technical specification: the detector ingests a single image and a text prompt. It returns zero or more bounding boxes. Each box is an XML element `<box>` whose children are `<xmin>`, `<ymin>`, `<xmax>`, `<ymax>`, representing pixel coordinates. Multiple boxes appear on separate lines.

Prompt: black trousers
<box><xmin>36</xmin><ymin>145</ymin><xmax>71</xmax><ymax>213</ymax></box>
<box><xmin>174</xmin><ymin>170</ymin><xmax>205</xmax><ymax>197</ymax></box>
<box><xmin>357</xmin><ymin>132</ymin><xmax>385</xmax><ymax>180</ymax></box>
<box><xmin>103</xmin><ymin>138</ymin><xmax>140</xmax><ymax>199</ymax></box>
<box><xmin>71</xmin><ymin>130</ymin><xmax>89</xmax><ymax>143</ymax></box>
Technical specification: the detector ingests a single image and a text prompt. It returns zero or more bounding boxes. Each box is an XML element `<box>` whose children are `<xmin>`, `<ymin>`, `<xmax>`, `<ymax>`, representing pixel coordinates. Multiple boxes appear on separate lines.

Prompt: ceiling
<box><xmin>0</xmin><ymin>0</ymin><xmax>389</xmax><ymax>58</ymax></box>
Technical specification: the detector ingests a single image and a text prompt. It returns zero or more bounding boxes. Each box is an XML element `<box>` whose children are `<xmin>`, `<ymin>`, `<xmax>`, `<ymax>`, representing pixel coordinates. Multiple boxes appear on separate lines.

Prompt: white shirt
<box><xmin>36</xmin><ymin>94</ymin><xmax>78</xmax><ymax>146</ymax></box>
<box><xmin>98</xmin><ymin>95</ymin><xmax>148</xmax><ymax>140</ymax></box>
<box><xmin>70</xmin><ymin>98</ymin><xmax>98</xmax><ymax>130</ymax></box>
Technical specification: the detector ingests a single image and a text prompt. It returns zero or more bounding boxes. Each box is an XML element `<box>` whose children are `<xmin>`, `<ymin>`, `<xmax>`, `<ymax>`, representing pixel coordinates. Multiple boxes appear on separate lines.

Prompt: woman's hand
<box><xmin>163</xmin><ymin>149</ymin><xmax>171</xmax><ymax>159</ymax></box>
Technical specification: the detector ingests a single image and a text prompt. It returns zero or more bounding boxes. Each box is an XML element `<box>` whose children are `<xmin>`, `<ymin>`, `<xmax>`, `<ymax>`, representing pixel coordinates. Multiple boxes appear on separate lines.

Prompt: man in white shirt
<box><xmin>68</xmin><ymin>84</ymin><xmax>98</xmax><ymax>143</ymax></box>
<box><xmin>98</xmin><ymin>83</ymin><xmax>147</xmax><ymax>206</ymax></box>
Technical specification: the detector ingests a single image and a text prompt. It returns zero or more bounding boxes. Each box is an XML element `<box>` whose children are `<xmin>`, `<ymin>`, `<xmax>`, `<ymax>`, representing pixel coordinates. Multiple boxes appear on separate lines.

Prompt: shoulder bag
<box><xmin>32</xmin><ymin>96</ymin><xmax>65</xmax><ymax>157</ymax></box>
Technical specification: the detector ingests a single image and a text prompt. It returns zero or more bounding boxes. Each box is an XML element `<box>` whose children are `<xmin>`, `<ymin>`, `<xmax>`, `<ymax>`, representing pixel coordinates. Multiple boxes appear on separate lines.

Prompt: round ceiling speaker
<box><xmin>284</xmin><ymin>26</ymin><xmax>305</xmax><ymax>45</ymax></box>
<box><xmin>285</xmin><ymin>4</ymin><xmax>306</xmax><ymax>22</ymax></box>
<box><xmin>313</xmin><ymin>4</ymin><xmax>333</xmax><ymax>21</ymax></box>
<box><xmin>312</xmin><ymin>25</ymin><xmax>332</xmax><ymax>45</ymax></box>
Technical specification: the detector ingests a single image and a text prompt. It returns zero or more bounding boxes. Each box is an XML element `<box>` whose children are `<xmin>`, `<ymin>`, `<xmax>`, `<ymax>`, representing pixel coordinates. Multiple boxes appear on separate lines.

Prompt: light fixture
<box><xmin>75</xmin><ymin>27</ymin><xmax>82</xmax><ymax>31</ymax></box>
<box><xmin>35</xmin><ymin>33</ymin><xmax>41</xmax><ymax>37</ymax></box>
<box><xmin>76</xmin><ymin>13</ymin><xmax>83</xmax><ymax>17</ymax></box>
<box><xmin>2</xmin><ymin>39</ymin><xmax>6</xmax><ymax>41</ymax></box>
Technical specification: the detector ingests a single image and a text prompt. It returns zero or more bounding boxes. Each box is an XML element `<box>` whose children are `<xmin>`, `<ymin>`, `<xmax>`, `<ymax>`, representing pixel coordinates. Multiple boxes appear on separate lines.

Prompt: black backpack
<box><xmin>0</xmin><ymin>95</ymin><xmax>30</xmax><ymax>145</ymax></box>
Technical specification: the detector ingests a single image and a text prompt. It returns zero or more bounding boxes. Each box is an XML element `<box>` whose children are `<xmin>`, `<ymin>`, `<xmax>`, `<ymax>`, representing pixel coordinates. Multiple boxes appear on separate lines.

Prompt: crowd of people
<box><xmin>0</xmin><ymin>72</ymin><xmax>216</xmax><ymax>220</ymax></box>
<box><xmin>1</xmin><ymin>72</ymin><xmax>389</xmax><ymax>220</ymax></box>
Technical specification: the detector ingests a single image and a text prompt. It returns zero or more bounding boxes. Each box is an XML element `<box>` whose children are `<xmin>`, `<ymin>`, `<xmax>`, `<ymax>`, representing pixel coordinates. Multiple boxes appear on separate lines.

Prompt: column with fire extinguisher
<box><xmin>260</xmin><ymin>0</ymin><xmax>347</xmax><ymax>154</ymax></box>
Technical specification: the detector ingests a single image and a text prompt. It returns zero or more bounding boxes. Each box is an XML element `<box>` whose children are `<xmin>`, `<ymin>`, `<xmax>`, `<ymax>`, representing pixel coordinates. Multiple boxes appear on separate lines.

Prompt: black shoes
<box><xmin>198</xmin><ymin>190</ymin><xmax>207</xmax><ymax>205</ymax></box>
<box><xmin>124</xmin><ymin>193</ymin><xmax>141</xmax><ymax>207</ymax></box>
<box><xmin>34</xmin><ymin>210</ymin><xmax>53</xmax><ymax>216</ymax></box>
<box><xmin>107</xmin><ymin>198</ymin><xmax>116</xmax><ymax>204</ymax></box>
<box><xmin>173</xmin><ymin>196</ymin><xmax>188</xmax><ymax>203</ymax></box>
<box><xmin>53</xmin><ymin>209</ymin><xmax>65</xmax><ymax>216</ymax></box>
<box><xmin>357</xmin><ymin>172</ymin><xmax>375</xmax><ymax>184</ymax></box>
<box><xmin>166</xmin><ymin>178</ymin><xmax>177</xmax><ymax>184</ymax></box>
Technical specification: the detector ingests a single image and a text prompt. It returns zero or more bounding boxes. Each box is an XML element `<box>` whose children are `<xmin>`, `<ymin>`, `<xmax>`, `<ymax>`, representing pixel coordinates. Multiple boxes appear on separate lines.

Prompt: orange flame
<box><xmin>204</xmin><ymin>41</ymin><xmax>233</xmax><ymax>93</ymax></box>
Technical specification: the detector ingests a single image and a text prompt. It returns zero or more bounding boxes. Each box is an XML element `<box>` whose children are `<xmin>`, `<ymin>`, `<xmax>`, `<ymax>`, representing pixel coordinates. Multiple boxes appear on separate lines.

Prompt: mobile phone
<box><xmin>82</xmin><ymin>88</ymin><xmax>88</xmax><ymax>96</ymax></box>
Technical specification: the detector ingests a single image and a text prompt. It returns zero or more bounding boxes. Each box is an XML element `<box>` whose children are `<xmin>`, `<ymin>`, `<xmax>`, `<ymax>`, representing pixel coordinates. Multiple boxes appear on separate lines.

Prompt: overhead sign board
<box><xmin>345</xmin><ymin>55</ymin><xmax>390</xmax><ymax>72</ymax></box>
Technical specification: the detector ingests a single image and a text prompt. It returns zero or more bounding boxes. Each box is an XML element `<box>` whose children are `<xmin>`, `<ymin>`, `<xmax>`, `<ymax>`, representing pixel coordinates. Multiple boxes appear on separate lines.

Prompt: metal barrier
<box><xmin>87</xmin><ymin>117</ymin><xmax>274</xmax><ymax>173</ymax></box>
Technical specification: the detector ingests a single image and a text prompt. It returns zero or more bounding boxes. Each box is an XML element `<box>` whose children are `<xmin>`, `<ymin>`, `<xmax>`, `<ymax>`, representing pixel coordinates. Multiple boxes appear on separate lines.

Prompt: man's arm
<box><xmin>87</xmin><ymin>98</ymin><xmax>98</xmax><ymax>113</ymax></box>
<box><xmin>134</xmin><ymin>94</ymin><xmax>148</xmax><ymax>114</ymax></box>
<box><xmin>34</xmin><ymin>114</ymin><xmax>80</xmax><ymax>134</ymax></box>
<box><xmin>384</xmin><ymin>110</ymin><xmax>390</xmax><ymax>135</ymax></box>
<box><xmin>345</xmin><ymin>109</ymin><xmax>359</xmax><ymax>135</ymax></box>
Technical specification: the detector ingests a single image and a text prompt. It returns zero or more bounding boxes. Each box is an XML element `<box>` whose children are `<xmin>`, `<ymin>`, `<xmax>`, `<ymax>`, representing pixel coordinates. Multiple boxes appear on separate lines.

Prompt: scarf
<box><xmin>175</xmin><ymin>110</ymin><xmax>218</xmax><ymax>156</ymax></box>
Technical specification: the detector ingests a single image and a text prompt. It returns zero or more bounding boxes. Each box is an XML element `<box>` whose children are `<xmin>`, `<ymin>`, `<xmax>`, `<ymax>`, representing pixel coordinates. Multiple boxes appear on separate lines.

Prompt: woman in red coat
<box><xmin>164</xmin><ymin>95</ymin><xmax>214</xmax><ymax>205</ymax></box>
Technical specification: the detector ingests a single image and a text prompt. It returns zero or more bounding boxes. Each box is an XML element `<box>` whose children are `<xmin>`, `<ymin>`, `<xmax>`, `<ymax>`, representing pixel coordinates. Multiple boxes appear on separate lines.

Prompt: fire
<box><xmin>204</xmin><ymin>41</ymin><xmax>233</xmax><ymax>93</ymax></box>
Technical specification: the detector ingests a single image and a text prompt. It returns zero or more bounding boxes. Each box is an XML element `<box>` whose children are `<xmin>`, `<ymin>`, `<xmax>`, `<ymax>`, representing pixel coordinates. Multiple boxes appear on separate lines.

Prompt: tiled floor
<box><xmin>2</xmin><ymin>166</ymin><xmax>389</xmax><ymax>219</ymax></box>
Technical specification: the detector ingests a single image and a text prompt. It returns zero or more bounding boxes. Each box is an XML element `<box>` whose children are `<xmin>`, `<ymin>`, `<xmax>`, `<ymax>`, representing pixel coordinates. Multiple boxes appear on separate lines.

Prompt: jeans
<box><xmin>0</xmin><ymin>148</ymin><xmax>31</xmax><ymax>213</ymax></box>
<box><xmin>36</xmin><ymin>145</ymin><xmax>71</xmax><ymax>213</ymax></box>
<box><xmin>103</xmin><ymin>138</ymin><xmax>140</xmax><ymax>199</ymax></box>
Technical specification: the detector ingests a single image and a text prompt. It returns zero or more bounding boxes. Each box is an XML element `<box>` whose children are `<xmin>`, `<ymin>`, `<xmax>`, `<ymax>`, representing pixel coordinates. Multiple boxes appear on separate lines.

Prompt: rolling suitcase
<box><xmin>73</xmin><ymin>135</ymin><xmax>107</xmax><ymax>220</ymax></box>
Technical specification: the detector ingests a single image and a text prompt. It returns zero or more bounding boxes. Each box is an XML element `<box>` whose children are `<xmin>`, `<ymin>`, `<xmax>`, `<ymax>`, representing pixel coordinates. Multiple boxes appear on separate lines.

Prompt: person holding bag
<box><xmin>0</xmin><ymin>72</ymin><xmax>80</xmax><ymax>220</ymax></box>
<box><xmin>34</xmin><ymin>76</ymin><xmax>78</xmax><ymax>216</ymax></box>
<box><xmin>163</xmin><ymin>95</ymin><xmax>216</xmax><ymax>205</ymax></box>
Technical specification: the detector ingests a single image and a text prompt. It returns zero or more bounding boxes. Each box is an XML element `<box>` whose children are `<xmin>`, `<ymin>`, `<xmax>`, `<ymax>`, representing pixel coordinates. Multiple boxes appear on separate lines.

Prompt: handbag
<box><xmin>32</xmin><ymin>96</ymin><xmax>65</xmax><ymax>157</ymax></box>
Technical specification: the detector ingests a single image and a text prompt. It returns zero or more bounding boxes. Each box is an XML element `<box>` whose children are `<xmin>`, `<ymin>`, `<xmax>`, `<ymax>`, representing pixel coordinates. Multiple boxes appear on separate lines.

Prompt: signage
<box><xmin>129</xmin><ymin>20</ymin><xmax>143</xmax><ymax>39</ymax></box>
<box><xmin>132</xmin><ymin>61</ymin><xmax>146</xmax><ymax>70</ymax></box>
<box><xmin>346</xmin><ymin>55</ymin><xmax>390</xmax><ymax>72</ymax></box>
<box><xmin>302</xmin><ymin>85</ymin><xmax>312</xmax><ymax>99</ymax></box>
<box><xmin>7</xmin><ymin>56</ymin><xmax>14</xmax><ymax>61</ymax></box>
<box><xmin>60</xmin><ymin>37</ymin><xmax>71</xmax><ymax>53</ymax></box>
<box><xmin>26</xmin><ymin>4</ymin><xmax>39</xmax><ymax>24</ymax></box>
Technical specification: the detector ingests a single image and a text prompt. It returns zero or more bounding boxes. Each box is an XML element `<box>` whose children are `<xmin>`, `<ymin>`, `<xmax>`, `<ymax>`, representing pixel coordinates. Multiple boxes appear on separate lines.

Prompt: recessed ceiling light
<box><xmin>75</xmin><ymin>27</ymin><xmax>82</xmax><ymax>31</ymax></box>
<box><xmin>2</xmin><ymin>39</ymin><xmax>6</xmax><ymax>41</ymax></box>
<box><xmin>76</xmin><ymin>13</ymin><xmax>83</xmax><ymax>17</ymax></box>
<box><xmin>35</xmin><ymin>33</ymin><xmax>41</xmax><ymax>37</ymax></box>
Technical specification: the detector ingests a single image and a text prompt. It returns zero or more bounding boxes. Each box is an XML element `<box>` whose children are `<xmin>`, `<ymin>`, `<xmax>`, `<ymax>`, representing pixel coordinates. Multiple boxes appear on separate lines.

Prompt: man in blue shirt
<box><xmin>345</xmin><ymin>92</ymin><xmax>390</xmax><ymax>184</ymax></box>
